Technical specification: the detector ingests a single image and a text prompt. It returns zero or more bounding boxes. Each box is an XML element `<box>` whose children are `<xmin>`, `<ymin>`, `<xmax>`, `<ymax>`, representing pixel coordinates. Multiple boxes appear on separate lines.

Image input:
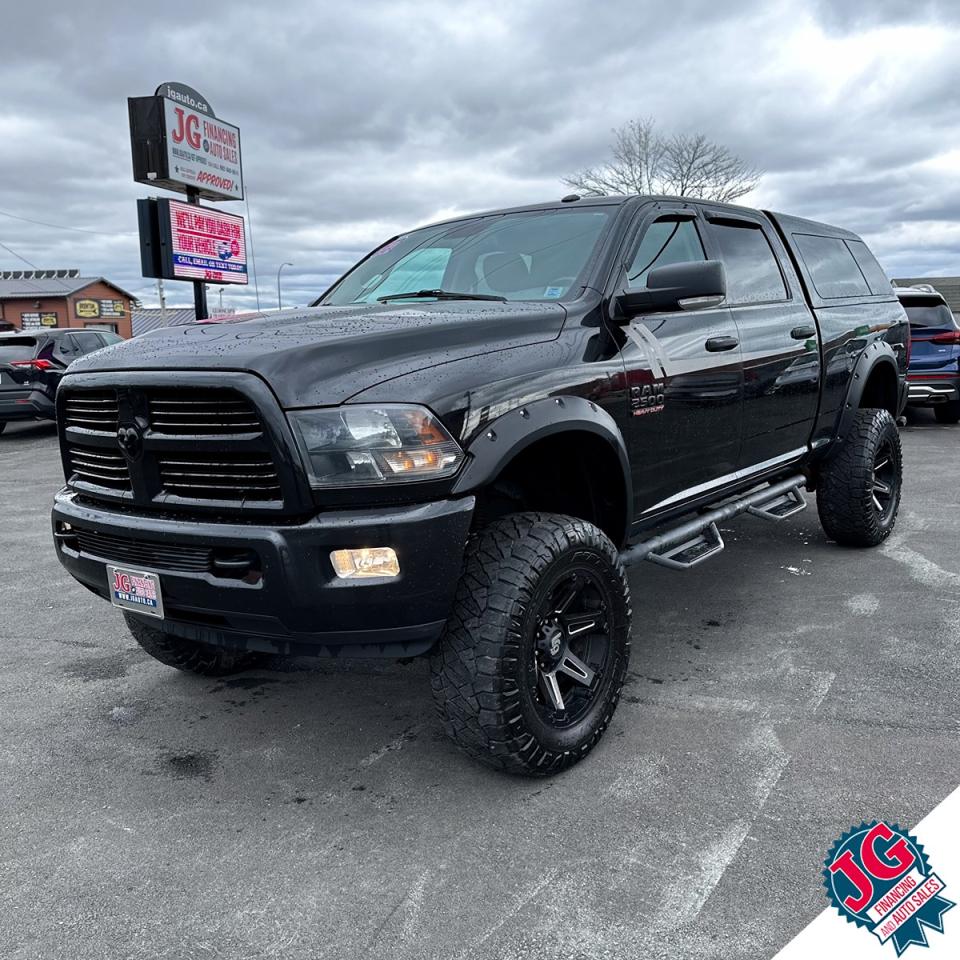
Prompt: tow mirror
<box><xmin>617</xmin><ymin>260</ymin><xmax>726</xmax><ymax>318</ymax></box>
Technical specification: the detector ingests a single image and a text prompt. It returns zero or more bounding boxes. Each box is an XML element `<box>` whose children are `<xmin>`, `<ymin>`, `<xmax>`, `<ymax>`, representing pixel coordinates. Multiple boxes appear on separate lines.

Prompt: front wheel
<box><xmin>816</xmin><ymin>408</ymin><xmax>902</xmax><ymax>547</ymax></box>
<box><xmin>934</xmin><ymin>400</ymin><xmax>960</xmax><ymax>424</ymax></box>
<box><xmin>430</xmin><ymin>513</ymin><xmax>631</xmax><ymax>776</ymax></box>
<box><xmin>125</xmin><ymin>613</ymin><xmax>264</xmax><ymax>676</ymax></box>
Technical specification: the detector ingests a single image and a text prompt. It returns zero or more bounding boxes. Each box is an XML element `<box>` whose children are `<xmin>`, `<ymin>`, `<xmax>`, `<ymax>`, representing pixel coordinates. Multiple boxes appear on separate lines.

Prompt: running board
<box><xmin>747</xmin><ymin>485</ymin><xmax>806</xmax><ymax>521</ymax></box>
<box><xmin>622</xmin><ymin>474</ymin><xmax>807</xmax><ymax>571</ymax></box>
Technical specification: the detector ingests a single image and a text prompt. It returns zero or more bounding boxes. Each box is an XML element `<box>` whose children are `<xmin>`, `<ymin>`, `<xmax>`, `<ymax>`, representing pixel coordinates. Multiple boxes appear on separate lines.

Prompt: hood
<box><xmin>67</xmin><ymin>301</ymin><xmax>566</xmax><ymax>407</ymax></box>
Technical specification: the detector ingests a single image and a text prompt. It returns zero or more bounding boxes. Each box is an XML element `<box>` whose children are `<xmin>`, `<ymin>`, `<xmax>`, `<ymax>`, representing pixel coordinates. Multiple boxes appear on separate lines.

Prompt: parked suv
<box><xmin>0</xmin><ymin>328</ymin><xmax>122</xmax><ymax>433</ymax></box>
<box><xmin>51</xmin><ymin>196</ymin><xmax>907</xmax><ymax>774</ymax></box>
<box><xmin>897</xmin><ymin>285</ymin><xmax>960</xmax><ymax>423</ymax></box>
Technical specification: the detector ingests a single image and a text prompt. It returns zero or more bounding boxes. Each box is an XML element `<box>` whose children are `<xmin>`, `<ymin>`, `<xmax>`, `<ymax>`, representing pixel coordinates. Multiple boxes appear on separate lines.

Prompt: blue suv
<box><xmin>898</xmin><ymin>286</ymin><xmax>960</xmax><ymax>424</ymax></box>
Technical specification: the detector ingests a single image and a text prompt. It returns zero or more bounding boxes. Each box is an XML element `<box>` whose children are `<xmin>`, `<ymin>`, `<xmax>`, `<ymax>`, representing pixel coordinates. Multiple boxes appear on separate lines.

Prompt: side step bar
<box><xmin>621</xmin><ymin>474</ymin><xmax>808</xmax><ymax>571</ymax></box>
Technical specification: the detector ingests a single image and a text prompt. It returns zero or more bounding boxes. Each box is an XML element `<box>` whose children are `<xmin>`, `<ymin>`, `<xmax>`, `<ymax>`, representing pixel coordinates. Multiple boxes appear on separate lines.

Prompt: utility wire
<box><xmin>0</xmin><ymin>238</ymin><xmax>39</xmax><ymax>269</ymax></box>
<box><xmin>0</xmin><ymin>207</ymin><xmax>136</xmax><ymax>238</ymax></box>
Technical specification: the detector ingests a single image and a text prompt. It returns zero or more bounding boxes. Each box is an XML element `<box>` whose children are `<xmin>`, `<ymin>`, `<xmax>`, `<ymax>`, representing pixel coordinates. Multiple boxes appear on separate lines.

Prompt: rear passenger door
<box><xmin>701</xmin><ymin>209</ymin><xmax>820</xmax><ymax>469</ymax></box>
<box><xmin>614</xmin><ymin>203</ymin><xmax>744</xmax><ymax>517</ymax></box>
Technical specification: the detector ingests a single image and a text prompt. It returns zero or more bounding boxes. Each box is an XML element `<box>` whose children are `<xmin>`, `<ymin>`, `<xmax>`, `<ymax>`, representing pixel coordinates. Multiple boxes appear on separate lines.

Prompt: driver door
<box><xmin>612</xmin><ymin>203</ymin><xmax>744</xmax><ymax>520</ymax></box>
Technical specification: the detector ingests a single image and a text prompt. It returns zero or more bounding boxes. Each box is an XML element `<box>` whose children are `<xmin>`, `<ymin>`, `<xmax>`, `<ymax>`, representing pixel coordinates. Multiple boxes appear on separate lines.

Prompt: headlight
<box><xmin>288</xmin><ymin>404</ymin><xmax>465</xmax><ymax>487</ymax></box>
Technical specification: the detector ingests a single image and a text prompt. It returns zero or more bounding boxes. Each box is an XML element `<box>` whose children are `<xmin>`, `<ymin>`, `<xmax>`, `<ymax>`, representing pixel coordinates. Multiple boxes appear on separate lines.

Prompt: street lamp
<box><xmin>277</xmin><ymin>262</ymin><xmax>293</xmax><ymax>310</ymax></box>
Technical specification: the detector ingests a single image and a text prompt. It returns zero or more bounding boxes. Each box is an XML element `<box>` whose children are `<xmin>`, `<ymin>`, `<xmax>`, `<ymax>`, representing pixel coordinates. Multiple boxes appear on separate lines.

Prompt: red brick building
<box><xmin>0</xmin><ymin>271</ymin><xmax>137</xmax><ymax>339</ymax></box>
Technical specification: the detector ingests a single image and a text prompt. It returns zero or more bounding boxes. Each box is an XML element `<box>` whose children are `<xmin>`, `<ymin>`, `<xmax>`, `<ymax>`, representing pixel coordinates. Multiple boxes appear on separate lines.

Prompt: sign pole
<box><xmin>185</xmin><ymin>186</ymin><xmax>208</xmax><ymax>321</ymax></box>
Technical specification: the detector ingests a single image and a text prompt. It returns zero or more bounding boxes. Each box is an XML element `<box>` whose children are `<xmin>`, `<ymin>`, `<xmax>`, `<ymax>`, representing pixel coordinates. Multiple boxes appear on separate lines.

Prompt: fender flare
<box><xmin>451</xmin><ymin>395</ymin><xmax>633</xmax><ymax>524</ymax></box>
<box><xmin>833</xmin><ymin>343</ymin><xmax>901</xmax><ymax>444</ymax></box>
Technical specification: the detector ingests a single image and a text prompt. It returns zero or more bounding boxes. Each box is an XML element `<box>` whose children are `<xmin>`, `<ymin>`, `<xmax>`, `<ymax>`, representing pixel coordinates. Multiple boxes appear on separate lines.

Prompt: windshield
<box><xmin>319</xmin><ymin>207</ymin><xmax>615</xmax><ymax>306</ymax></box>
<box><xmin>903</xmin><ymin>302</ymin><xmax>957</xmax><ymax>329</ymax></box>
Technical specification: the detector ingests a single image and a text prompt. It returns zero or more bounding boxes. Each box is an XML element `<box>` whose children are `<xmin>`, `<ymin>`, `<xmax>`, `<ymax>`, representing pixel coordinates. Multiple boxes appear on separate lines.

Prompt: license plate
<box><xmin>107</xmin><ymin>565</ymin><xmax>165</xmax><ymax>619</ymax></box>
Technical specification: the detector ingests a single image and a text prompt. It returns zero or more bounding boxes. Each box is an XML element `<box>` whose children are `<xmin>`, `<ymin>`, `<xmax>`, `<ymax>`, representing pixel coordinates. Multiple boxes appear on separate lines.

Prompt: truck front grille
<box><xmin>67</xmin><ymin>445</ymin><xmax>133</xmax><ymax>492</ymax></box>
<box><xmin>147</xmin><ymin>389</ymin><xmax>262</xmax><ymax>436</ymax></box>
<box><xmin>59</xmin><ymin>383</ymin><xmax>291</xmax><ymax>515</ymax></box>
<box><xmin>63</xmin><ymin>391</ymin><xmax>119</xmax><ymax>434</ymax></box>
<box><xmin>158</xmin><ymin>453</ymin><xmax>282</xmax><ymax>502</ymax></box>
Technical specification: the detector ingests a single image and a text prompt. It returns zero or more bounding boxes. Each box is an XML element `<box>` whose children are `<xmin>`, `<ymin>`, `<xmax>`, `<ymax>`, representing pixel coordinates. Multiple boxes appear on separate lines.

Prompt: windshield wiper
<box><xmin>376</xmin><ymin>289</ymin><xmax>507</xmax><ymax>303</ymax></box>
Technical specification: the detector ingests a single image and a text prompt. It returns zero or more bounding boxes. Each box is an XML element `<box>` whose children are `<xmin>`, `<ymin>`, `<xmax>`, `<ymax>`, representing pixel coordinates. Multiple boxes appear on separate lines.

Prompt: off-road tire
<box><xmin>934</xmin><ymin>400</ymin><xmax>960</xmax><ymax>424</ymax></box>
<box><xmin>816</xmin><ymin>408</ymin><xmax>902</xmax><ymax>547</ymax></box>
<box><xmin>124</xmin><ymin>612</ymin><xmax>263</xmax><ymax>676</ymax></box>
<box><xmin>430</xmin><ymin>513</ymin><xmax>631</xmax><ymax>776</ymax></box>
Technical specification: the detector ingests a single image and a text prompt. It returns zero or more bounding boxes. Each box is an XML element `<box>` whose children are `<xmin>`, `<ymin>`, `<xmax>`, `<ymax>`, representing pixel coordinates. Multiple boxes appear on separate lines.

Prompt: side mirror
<box><xmin>617</xmin><ymin>260</ymin><xmax>726</xmax><ymax>318</ymax></box>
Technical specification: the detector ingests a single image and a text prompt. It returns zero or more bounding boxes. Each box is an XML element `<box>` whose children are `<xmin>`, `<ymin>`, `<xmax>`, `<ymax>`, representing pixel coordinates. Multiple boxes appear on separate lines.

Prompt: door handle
<box><xmin>705</xmin><ymin>336</ymin><xmax>739</xmax><ymax>352</ymax></box>
<box><xmin>790</xmin><ymin>325</ymin><xmax>817</xmax><ymax>340</ymax></box>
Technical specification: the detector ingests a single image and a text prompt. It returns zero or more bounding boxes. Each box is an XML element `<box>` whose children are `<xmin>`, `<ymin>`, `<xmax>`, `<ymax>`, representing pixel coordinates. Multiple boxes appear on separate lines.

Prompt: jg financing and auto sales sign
<box><xmin>163</xmin><ymin>96</ymin><xmax>242</xmax><ymax>200</ymax></box>
<box><xmin>128</xmin><ymin>82</ymin><xmax>243</xmax><ymax>202</ymax></box>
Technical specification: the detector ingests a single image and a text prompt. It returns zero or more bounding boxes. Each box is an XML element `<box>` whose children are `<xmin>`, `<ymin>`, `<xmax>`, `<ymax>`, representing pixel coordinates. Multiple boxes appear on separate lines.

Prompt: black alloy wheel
<box><xmin>430</xmin><ymin>512</ymin><xmax>631</xmax><ymax>776</ymax></box>
<box><xmin>530</xmin><ymin>569</ymin><xmax>611</xmax><ymax>727</ymax></box>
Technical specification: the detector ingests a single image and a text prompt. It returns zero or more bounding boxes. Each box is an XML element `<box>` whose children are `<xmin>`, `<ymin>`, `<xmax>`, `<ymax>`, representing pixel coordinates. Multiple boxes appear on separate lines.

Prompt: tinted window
<box><xmin>323</xmin><ymin>208</ymin><xmax>614</xmax><ymax>305</ymax></box>
<box><xmin>709</xmin><ymin>223</ymin><xmax>787</xmax><ymax>304</ymax></box>
<box><xmin>794</xmin><ymin>234</ymin><xmax>870</xmax><ymax>299</ymax></box>
<box><xmin>73</xmin><ymin>331</ymin><xmax>106</xmax><ymax>354</ymax></box>
<box><xmin>846</xmin><ymin>240</ymin><xmax>891</xmax><ymax>295</ymax></box>
<box><xmin>0</xmin><ymin>338</ymin><xmax>38</xmax><ymax>362</ymax></box>
<box><xmin>901</xmin><ymin>301</ymin><xmax>957</xmax><ymax>329</ymax></box>
<box><xmin>626</xmin><ymin>218</ymin><xmax>705</xmax><ymax>289</ymax></box>
<box><xmin>54</xmin><ymin>335</ymin><xmax>80</xmax><ymax>362</ymax></box>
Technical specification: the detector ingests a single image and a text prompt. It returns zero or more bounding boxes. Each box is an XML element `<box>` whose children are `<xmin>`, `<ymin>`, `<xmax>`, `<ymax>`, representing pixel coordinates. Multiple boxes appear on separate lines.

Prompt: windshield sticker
<box><xmin>371</xmin><ymin>236</ymin><xmax>404</xmax><ymax>257</ymax></box>
<box><xmin>543</xmin><ymin>286</ymin><xmax>564</xmax><ymax>298</ymax></box>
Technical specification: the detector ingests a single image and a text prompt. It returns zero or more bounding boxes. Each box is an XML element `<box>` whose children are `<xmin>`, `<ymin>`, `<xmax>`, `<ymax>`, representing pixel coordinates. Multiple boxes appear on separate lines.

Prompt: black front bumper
<box><xmin>52</xmin><ymin>491</ymin><xmax>475</xmax><ymax>657</ymax></box>
<box><xmin>0</xmin><ymin>388</ymin><xmax>55</xmax><ymax>422</ymax></box>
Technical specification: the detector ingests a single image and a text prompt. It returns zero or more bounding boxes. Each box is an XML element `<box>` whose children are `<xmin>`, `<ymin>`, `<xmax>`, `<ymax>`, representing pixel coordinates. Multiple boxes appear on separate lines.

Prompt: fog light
<box><xmin>330</xmin><ymin>547</ymin><xmax>400</xmax><ymax>579</ymax></box>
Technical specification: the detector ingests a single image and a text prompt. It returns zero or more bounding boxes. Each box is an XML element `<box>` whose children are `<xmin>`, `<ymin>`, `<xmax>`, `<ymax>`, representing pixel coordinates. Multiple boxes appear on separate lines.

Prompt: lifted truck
<box><xmin>52</xmin><ymin>195</ymin><xmax>908</xmax><ymax>775</ymax></box>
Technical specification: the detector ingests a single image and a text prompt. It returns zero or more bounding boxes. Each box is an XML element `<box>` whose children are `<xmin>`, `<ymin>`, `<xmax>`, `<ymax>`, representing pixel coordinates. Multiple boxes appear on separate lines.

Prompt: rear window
<box><xmin>0</xmin><ymin>338</ymin><xmax>38</xmax><ymax>363</ymax></box>
<box><xmin>901</xmin><ymin>301</ymin><xmax>958</xmax><ymax>329</ymax></box>
<box><xmin>793</xmin><ymin>234</ymin><xmax>870</xmax><ymax>299</ymax></box>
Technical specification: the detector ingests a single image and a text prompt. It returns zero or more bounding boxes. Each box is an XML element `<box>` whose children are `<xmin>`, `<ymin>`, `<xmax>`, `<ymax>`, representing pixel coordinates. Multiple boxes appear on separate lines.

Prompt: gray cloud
<box><xmin>1</xmin><ymin>0</ymin><xmax>958</xmax><ymax>314</ymax></box>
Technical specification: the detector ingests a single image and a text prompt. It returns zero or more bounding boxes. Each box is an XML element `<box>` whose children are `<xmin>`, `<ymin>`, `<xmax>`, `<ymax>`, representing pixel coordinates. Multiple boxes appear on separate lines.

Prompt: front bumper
<box><xmin>906</xmin><ymin>376</ymin><xmax>960</xmax><ymax>407</ymax></box>
<box><xmin>52</xmin><ymin>491</ymin><xmax>475</xmax><ymax>657</ymax></box>
<box><xmin>0</xmin><ymin>388</ymin><xmax>55</xmax><ymax>422</ymax></box>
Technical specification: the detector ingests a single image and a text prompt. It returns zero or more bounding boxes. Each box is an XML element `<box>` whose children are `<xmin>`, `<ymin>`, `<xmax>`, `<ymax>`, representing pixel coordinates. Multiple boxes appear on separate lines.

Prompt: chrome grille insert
<box><xmin>63</xmin><ymin>391</ymin><xmax>120</xmax><ymax>433</ymax></box>
<box><xmin>67</xmin><ymin>446</ymin><xmax>132</xmax><ymax>492</ymax></box>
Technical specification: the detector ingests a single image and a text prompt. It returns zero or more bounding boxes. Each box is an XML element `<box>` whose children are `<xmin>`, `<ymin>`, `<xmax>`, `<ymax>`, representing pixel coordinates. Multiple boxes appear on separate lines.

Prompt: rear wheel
<box><xmin>934</xmin><ymin>400</ymin><xmax>960</xmax><ymax>424</ymax></box>
<box><xmin>430</xmin><ymin>513</ymin><xmax>631</xmax><ymax>775</ymax></box>
<box><xmin>816</xmin><ymin>408</ymin><xmax>902</xmax><ymax>547</ymax></box>
<box><xmin>125</xmin><ymin>613</ymin><xmax>264</xmax><ymax>676</ymax></box>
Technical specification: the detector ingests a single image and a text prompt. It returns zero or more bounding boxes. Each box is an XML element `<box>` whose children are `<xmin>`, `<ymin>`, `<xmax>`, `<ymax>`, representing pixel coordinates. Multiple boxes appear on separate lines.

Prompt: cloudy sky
<box><xmin>1</xmin><ymin>0</ymin><xmax>958</xmax><ymax>312</ymax></box>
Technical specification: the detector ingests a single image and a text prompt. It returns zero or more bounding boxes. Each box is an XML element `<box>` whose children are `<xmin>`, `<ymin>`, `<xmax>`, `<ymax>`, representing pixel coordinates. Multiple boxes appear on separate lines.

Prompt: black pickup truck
<box><xmin>51</xmin><ymin>195</ymin><xmax>907</xmax><ymax>775</ymax></box>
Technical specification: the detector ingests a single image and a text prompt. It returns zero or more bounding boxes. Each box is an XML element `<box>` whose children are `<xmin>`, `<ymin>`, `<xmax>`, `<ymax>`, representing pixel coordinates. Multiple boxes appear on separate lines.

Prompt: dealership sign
<box><xmin>75</xmin><ymin>299</ymin><xmax>126</xmax><ymax>319</ymax></box>
<box><xmin>128</xmin><ymin>83</ymin><xmax>243</xmax><ymax>201</ymax></box>
<box><xmin>138</xmin><ymin>198</ymin><xmax>248</xmax><ymax>285</ymax></box>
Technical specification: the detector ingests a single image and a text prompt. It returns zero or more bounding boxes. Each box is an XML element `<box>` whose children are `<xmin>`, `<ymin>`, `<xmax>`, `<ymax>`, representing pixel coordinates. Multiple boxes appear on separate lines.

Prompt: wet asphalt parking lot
<box><xmin>1</xmin><ymin>412</ymin><xmax>958</xmax><ymax>960</ymax></box>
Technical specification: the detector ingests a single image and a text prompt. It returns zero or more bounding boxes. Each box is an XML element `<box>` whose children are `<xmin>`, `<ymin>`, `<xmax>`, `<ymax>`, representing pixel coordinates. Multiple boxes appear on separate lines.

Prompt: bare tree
<box><xmin>564</xmin><ymin>118</ymin><xmax>760</xmax><ymax>203</ymax></box>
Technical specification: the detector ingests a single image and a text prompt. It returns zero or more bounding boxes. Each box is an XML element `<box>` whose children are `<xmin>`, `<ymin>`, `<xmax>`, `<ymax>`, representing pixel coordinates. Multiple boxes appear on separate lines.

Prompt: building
<box><xmin>131</xmin><ymin>307</ymin><xmax>196</xmax><ymax>337</ymax></box>
<box><xmin>893</xmin><ymin>276</ymin><xmax>960</xmax><ymax>315</ymax></box>
<box><xmin>0</xmin><ymin>270</ymin><xmax>136</xmax><ymax>338</ymax></box>
<box><xmin>130</xmin><ymin>307</ymin><xmax>236</xmax><ymax>336</ymax></box>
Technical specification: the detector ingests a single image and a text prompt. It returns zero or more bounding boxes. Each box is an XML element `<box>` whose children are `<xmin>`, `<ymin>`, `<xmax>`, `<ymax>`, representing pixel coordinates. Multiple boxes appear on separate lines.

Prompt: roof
<box><xmin>895</xmin><ymin>285</ymin><xmax>948</xmax><ymax>304</ymax></box>
<box><xmin>893</xmin><ymin>277</ymin><xmax>960</xmax><ymax>314</ymax></box>
<box><xmin>0</xmin><ymin>275</ymin><xmax>137</xmax><ymax>301</ymax></box>
<box><xmin>0</xmin><ymin>327</ymin><xmax>76</xmax><ymax>339</ymax></box>
<box><xmin>131</xmin><ymin>307</ymin><xmax>196</xmax><ymax>337</ymax></box>
<box><xmin>415</xmin><ymin>194</ymin><xmax>862</xmax><ymax>242</ymax></box>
